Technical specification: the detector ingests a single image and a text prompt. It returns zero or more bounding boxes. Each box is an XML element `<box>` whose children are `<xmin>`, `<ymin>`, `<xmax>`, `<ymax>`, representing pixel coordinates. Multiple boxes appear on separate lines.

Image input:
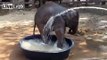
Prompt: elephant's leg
<box><xmin>68</xmin><ymin>28</ymin><xmax>72</xmax><ymax>34</ymax></box>
<box><xmin>54</xmin><ymin>16</ymin><xmax>65</xmax><ymax>48</ymax></box>
<box><xmin>55</xmin><ymin>27</ymin><xmax>65</xmax><ymax>48</ymax></box>
<box><xmin>68</xmin><ymin>14</ymin><xmax>79</xmax><ymax>35</ymax></box>
<box><xmin>71</xmin><ymin>15</ymin><xmax>79</xmax><ymax>34</ymax></box>
<box><xmin>37</xmin><ymin>24</ymin><xmax>46</xmax><ymax>42</ymax></box>
<box><xmin>68</xmin><ymin>25</ymin><xmax>78</xmax><ymax>35</ymax></box>
<box><xmin>71</xmin><ymin>26</ymin><xmax>78</xmax><ymax>34</ymax></box>
<box><xmin>37</xmin><ymin>24</ymin><xmax>50</xmax><ymax>44</ymax></box>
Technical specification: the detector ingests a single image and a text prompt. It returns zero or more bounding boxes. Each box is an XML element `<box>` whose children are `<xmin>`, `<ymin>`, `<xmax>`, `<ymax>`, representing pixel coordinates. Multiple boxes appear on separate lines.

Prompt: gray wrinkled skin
<box><xmin>33</xmin><ymin>2</ymin><xmax>79</xmax><ymax>48</ymax></box>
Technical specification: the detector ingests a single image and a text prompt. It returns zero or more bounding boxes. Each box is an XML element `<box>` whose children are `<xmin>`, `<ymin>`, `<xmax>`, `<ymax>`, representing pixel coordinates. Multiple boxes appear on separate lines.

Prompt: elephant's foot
<box><xmin>57</xmin><ymin>41</ymin><xmax>64</xmax><ymax>48</ymax></box>
<box><xmin>67</xmin><ymin>31</ymin><xmax>76</xmax><ymax>35</ymax></box>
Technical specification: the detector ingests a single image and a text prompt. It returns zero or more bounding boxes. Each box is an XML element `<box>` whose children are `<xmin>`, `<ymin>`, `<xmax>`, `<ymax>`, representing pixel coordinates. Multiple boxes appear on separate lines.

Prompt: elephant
<box><xmin>33</xmin><ymin>2</ymin><xmax>79</xmax><ymax>48</ymax></box>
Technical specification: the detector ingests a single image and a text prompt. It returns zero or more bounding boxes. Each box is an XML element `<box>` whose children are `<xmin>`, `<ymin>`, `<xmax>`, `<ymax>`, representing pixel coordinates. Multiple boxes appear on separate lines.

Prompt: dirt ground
<box><xmin>0</xmin><ymin>8</ymin><xmax>107</xmax><ymax>60</ymax></box>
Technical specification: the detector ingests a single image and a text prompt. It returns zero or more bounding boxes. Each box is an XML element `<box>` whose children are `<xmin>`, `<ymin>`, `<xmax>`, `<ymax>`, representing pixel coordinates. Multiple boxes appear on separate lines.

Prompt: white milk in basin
<box><xmin>20</xmin><ymin>39</ymin><xmax>69</xmax><ymax>53</ymax></box>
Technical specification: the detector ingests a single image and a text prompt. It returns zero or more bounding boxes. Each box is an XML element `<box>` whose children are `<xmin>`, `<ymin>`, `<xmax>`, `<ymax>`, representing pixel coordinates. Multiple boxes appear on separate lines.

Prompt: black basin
<box><xmin>19</xmin><ymin>34</ymin><xmax>74</xmax><ymax>60</ymax></box>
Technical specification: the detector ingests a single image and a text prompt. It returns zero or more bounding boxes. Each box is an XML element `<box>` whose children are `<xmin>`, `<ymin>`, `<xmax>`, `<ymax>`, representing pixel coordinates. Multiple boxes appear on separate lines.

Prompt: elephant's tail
<box><xmin>33</xmin><ymin>15</ymin><xmax>37</xmax><ymax>35</ymax></box>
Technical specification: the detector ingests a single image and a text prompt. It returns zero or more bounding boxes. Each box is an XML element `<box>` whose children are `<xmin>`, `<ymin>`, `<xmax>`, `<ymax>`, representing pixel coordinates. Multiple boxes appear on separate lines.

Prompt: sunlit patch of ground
<box><xmin>0</xmin><ymin>25</ymin><xmax>40</xmax><ymax>60</ymax></box>
<box><xmin>67</xmin><ymin>35</ymin><xmax>107</xmax><ymax>60</ymax></box>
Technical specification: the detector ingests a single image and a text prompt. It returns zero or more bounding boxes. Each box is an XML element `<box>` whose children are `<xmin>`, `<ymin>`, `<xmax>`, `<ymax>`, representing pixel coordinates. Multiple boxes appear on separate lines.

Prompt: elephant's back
<box><xmin>36</xmin><ymin>2</ymin><xmax>67</xmax><ymax>18</ymax></box>
<box><xmin>35</xmin><ymin>2</ymin><xmax>67</xmax><ymax>25</ymax></box>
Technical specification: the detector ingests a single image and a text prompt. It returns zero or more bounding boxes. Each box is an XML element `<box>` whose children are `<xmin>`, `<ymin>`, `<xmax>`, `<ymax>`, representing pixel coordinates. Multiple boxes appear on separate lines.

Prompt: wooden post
<box><xmin>72</xmin><ymin>0</ymin><xmax>74</xmax><ymax>4</ymax></box>
<box><xmin>25</xmin><ymin>0</ymin><xmax>30</xmax><ymax>8</ymax></box>
<box><xmin>94</xmin><ymin>0</ymin><xmax>101</xmax><ymax>5</ymax></box>
<box><xmin>59</xmin><ymin>0</ymin><xmax>62</xmax><ymax>4</ymax></box>
<box><xmin>39</xmin><ymin>0</ymin><xmax>43</xmax><ymax>7</ymax></box>
<box><xmin>31</xmin><ymin>0</ymin><xmax>35</xmax><ymax>8</ymax></box>
<box><xmin>101</xmin><ymin>0</ymin><xmax>106</xmax><ymax>5</ymax></box>
<box><xmin>85</xmin><ymin>0</ymin><xmax>88</xmax><ymax>6</ymax></box>
<box><xmin>11</xmin><ymin>0</ymin><xmax>17</xmax><ymax>5</ymax></box>
<box><xmin>77</xmin><ymin>0</ymin><xmax>80</xmax><ymax>6</ymax></box>
<box><xmin>72</xmin><ymin>0</ymin><xmax>77</xmax><ymax>6</ymax></box>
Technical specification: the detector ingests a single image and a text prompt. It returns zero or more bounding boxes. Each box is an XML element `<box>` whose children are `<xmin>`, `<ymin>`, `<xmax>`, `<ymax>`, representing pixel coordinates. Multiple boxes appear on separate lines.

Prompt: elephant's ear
<box><xmin>61</xmin><ymin>12</ymin><xmax>69</xmax><ymax>20</ymax></box>
<box><xmin>61</xmin><ymin>11</ymin><xmax>73</xmax><ymax>20</ymax></box>
<box><xmin>66</xmin><ymin>11</ymin><xmax>72</xmax><ymax>20</ymax></box>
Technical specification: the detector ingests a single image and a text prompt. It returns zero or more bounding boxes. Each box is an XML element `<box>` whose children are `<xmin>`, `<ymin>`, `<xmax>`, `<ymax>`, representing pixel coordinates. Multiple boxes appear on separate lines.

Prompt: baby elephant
<box><xmin>33</xmin><ymin>2</ymin><xmax>79</xmax><ymax>48</ymax></box>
